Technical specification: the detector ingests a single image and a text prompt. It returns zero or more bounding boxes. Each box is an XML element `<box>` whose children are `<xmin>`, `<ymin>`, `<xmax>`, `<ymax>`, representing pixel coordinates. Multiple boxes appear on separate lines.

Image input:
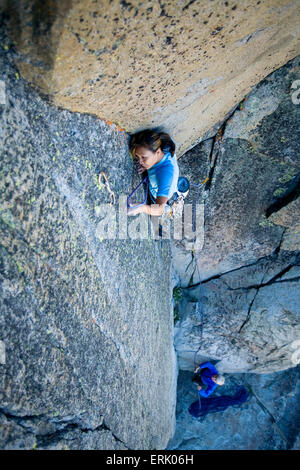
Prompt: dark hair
<box><xmin>129</xmin><ymin>128</ymin><xmax>176</xmax><ymax>159</ymax></box>
<box><xmin>192</xmin><ymin>375</ymin><xmax>202</xmax><ymax>385</ymax></box>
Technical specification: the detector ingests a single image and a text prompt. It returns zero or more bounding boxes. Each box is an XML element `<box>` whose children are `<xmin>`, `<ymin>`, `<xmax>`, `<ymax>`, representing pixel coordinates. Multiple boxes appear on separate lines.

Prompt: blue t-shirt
<box><xmin>147</xmin><ymin>147</ymin><xmax>179</xmax><ymax>202</ymax></box>
<box><xmin>197</xmin><ymin>362</ymin><xmax>219</xmax><ymax>398</ymax></box>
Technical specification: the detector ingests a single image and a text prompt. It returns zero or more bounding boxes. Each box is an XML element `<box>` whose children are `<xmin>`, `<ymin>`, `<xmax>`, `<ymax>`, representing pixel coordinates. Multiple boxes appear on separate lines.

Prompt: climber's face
<box><xmin>135</xmin><ymin>146</ymin><xmax>164</xmax><ymax>170</ymax></box>
<box><xmin>211</xmin><ymin>375</ymin><xmax>218</xmax><ymax>383</ymax></box>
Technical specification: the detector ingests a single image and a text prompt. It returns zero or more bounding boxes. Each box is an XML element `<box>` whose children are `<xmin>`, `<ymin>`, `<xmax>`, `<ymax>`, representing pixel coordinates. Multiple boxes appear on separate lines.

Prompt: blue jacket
<box><xmin>197</xmin><ymin>362</ymin><xmax>219</xmax><ymax>398</ymax></box>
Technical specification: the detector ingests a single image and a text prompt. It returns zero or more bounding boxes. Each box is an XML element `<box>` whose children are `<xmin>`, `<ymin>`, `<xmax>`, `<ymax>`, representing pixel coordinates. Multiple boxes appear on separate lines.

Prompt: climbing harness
<box><xmin>126</xmin><ymin>175</ymin><xmax>190</xmax><ymax>233</ymax></box>
<box><xmin>126</xmin><ymin>172</ymin><xmax>208</xmax><ymax>247</ymax></box>
<box><xmin>190</xmin><ymin>179</ymin><xmax>209</xmax><ymax>188</ymax></box>
<box><xmin>98</xmin><ymin>171</ymin><xmax>116</xmax><ymax>205</ymax></box>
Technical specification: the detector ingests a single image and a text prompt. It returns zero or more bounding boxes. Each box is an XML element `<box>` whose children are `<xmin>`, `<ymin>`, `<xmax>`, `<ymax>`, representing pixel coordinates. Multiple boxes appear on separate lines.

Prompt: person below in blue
<box><xmin>127</xmin><ymin>129</ymin><xmax>179</xmax><ymax>216</ymax></box>
<box><xmin>192</xmin><ymin>361</ymin><xmax>225</xmax><ymax>398</ymax></box>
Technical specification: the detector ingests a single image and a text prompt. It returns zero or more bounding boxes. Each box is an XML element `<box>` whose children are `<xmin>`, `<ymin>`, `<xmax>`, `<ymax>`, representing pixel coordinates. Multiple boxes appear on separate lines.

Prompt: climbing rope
<box><xmin>98</xmin><ymin>171</ymin><xmax>116</xmax><ymax>205</ymax></box>
<box><xmin>243</xmin><ymin>380</ymin><xmax>289</xmax><ymax>446</ymax></box>
<box><xmin>188</xmin><ymin>181</ymin><xmax>290</xmax><ymax>435</ymax></box>
<box><xmin>193</xmin><ymin>271</ymin><xmax>204</xmax><ymax>371</ymax></box>
<box><xmin>126</xmin><ymin>175</ymin><xmax>149</xmax><ymax>209</ymax></box>
<box><xmin>127</xmin><ymin>173</ymin><xmax>208</xmax><ymax>369</ymax></box>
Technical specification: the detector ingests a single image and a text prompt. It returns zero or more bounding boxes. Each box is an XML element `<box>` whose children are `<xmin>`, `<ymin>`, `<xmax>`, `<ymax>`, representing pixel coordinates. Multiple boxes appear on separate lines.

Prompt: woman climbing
<box><xmin>127</xmin><ymin>129</ymin><xmax>179</xmax><ymax>217</ymax></box>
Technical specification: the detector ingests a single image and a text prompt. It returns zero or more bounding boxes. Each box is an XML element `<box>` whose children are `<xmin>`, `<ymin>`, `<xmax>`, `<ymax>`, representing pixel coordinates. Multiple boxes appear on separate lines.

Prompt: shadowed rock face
<box><xmin>0</xmin><ymin>35</ymin><xmax>177</xmax><ymax>450</ymax></box>
<box><xmin>1</xmin><ymin>0</ymin><xmax>300</xmax><ymax>155</ymax></box>
<box><xmin>172</xmin><ymin>55</ymin><xmax>300</xmax><ymax>284</ymax></box>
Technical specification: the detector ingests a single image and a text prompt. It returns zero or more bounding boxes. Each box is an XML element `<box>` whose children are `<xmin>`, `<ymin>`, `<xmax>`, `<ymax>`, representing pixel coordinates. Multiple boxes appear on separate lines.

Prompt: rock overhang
<box><xmin>1</xmin><ymin>0</ymin><xmax>300</xmax><ymax>156</ymax></box>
